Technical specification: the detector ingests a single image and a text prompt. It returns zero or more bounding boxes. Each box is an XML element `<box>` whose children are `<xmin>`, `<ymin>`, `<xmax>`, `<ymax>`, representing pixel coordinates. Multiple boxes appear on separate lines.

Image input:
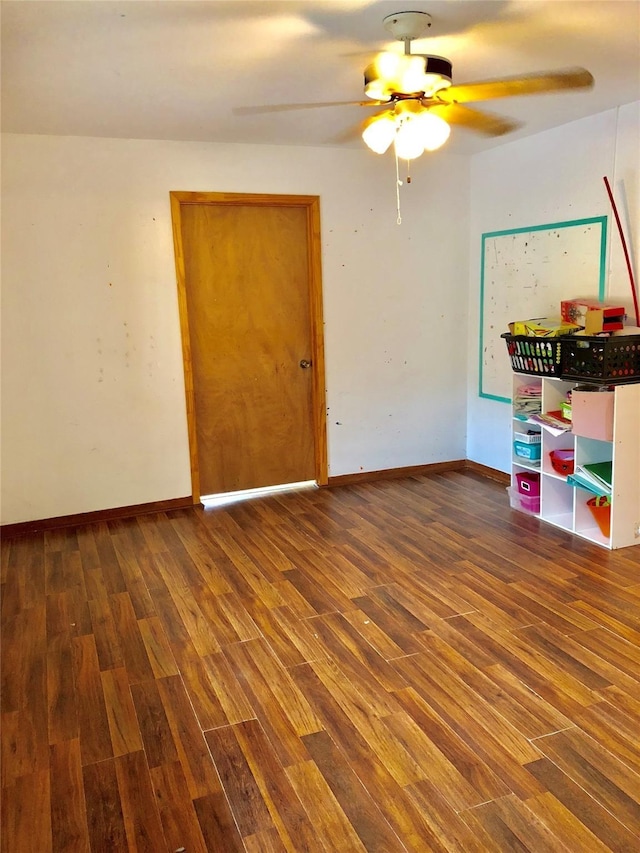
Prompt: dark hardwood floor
<box><xmin>2</xmin><ymin>470</ymin><xmax>640</xmax><ymax>852</ymax></box>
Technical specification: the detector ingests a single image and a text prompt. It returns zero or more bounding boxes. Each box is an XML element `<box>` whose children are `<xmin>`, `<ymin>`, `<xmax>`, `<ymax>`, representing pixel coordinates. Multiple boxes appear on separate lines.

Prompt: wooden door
<box><xmin>171</xmin><ymin>192</ymin><xmax>327</xmax><ymax>499</ymax></box>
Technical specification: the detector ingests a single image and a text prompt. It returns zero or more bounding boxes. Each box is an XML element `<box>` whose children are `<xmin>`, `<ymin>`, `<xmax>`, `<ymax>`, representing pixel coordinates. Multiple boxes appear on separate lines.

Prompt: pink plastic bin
<box><xmin>516</xmin><ymin>472</ymin><xmax>540</xmax><ymax>497</ymax></box>
<box><xmin>507</xmin><ymin>487</ymin><xmax>540</xmax><ymax>514</ymax></box>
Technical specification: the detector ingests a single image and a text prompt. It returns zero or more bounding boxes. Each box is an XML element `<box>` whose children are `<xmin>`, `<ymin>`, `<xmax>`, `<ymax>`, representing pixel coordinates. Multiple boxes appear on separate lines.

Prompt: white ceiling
<box><xmin>2</xmin><ymin>0</ymin><xmax>639</xmax><ymax>155</ymax></box>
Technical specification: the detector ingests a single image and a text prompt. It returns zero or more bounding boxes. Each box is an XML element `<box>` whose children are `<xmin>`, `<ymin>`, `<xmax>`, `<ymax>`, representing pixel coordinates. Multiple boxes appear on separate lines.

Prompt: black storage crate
<box><xmin>501</xmin><ymin>333</ymin><xmax>563</xmax><ymax>376</ymax></box>
<box><xmin>561</xmin><ymin>335</ymin><xmax>640</xmax><ymax>383</ymax></box>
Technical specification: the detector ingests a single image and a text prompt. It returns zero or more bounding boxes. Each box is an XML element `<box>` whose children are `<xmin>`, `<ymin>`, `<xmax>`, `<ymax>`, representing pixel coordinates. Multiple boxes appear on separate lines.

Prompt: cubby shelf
<box><xmin>509</xmin><ymin>373</ymin><xmax>640</xmax><ymax>550</ymax></box>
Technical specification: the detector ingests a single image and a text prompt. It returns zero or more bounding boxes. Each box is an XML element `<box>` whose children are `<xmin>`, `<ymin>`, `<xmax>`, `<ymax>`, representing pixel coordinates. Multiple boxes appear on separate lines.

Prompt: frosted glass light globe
<box><xmin>394</xmin><ymin>121</ymin><xmax>424</xmax><ymax>160</ymax></box>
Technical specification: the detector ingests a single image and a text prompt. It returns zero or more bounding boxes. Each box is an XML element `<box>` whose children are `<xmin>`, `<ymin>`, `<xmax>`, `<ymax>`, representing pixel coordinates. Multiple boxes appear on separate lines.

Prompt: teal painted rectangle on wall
<box><xmin>479</xmin><ymin>216</ymin><xmax>607</xmax><ymax>403</ymax></box>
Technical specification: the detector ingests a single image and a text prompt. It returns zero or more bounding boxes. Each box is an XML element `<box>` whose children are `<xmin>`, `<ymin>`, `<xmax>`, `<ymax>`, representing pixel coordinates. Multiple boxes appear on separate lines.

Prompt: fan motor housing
<box><xmin>421</xmin><ymin>55</ymin><xmax>452</xmax><ymax>82</ymax></box>
<box><xmin>364</xmin><ymin>54</ymin><xmax>453</xmax><ymax>99</ymax></box>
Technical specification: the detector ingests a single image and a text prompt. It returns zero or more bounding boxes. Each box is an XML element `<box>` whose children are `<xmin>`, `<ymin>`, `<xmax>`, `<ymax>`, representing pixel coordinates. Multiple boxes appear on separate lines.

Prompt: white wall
<box><xmin>1</xmin><ymin>134</ymin><xmax>470</xmax><ymax>524</ymax></box>
<box><xmin>466</xmin><ymin>102</ymin><xmax>640</xmax><ymax>472</ymax></box>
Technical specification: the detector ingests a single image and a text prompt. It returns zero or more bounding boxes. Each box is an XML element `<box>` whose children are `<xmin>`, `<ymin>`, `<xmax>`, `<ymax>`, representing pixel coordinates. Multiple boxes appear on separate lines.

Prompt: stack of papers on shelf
<box><xmin>513</xmin><ymin>384</ymin><xmax>542</xmax><ymax>418</ymax></box>
<box><xmin>567</xmin><ymin>461</ymin><xmax>613</xmax><ymax>497</ymax></box>
<box><xmin>529</xmin><ymin>410</ymin><xmax>572</xmax><ymax>436</ymax></box>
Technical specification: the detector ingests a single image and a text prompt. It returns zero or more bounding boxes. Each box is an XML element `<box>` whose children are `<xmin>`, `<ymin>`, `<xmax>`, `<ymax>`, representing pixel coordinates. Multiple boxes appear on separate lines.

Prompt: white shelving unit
<box><xmin>509</xmin><ymin>373</ymin><xmax>640</xmax><ymax>550</ymax></box>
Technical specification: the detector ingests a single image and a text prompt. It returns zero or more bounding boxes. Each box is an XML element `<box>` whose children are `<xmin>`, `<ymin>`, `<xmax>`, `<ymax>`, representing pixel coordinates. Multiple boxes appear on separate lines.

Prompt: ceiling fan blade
<box><xmin>329</xmin><ymin>123</ymin><xmax>367</xmax><ymax>145</ymax></box>
<box><xmin>429</xmin><ymin>103</ymin><xmax>521</xmax><ymax>137</ymax></box>
<box><xmin>233</xmin><ymin>100</ymin><xmax>388</xmax><ymax>115</ymax></box>
<box><xmin>437</xmin><ymin>67</ymin><xmax>594</xmax><ymax>105</ymax></box>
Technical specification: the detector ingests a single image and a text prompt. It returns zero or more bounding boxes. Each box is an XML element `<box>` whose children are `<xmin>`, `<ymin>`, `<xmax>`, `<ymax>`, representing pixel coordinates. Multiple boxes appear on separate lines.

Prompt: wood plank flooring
<box><xmin>2</xmin><ymin>470</ymin><xmax>640</xmax><ymax>852</ymax></box>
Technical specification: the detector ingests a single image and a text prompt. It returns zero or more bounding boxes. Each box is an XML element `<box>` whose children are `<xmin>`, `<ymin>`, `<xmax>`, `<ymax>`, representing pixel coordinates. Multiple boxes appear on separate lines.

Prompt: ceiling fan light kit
<box><xmin>362</xmin><ymin>100</ymin><xmax>451</xmax><ymax>157</ymax></box>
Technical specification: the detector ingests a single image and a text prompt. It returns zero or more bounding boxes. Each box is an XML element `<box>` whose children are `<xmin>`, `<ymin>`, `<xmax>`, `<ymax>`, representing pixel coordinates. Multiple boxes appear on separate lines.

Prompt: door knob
<box><xmin>299</xmin><ymin>359</ymin><xmax>312</xmax><ymax>369</ymax></box>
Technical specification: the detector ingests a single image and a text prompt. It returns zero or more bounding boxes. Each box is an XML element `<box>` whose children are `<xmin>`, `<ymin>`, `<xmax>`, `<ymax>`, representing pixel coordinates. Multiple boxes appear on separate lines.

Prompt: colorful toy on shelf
<box><xmin>561</xmin><ymin>298</ymin><xmax>625</xmax><ymax>334</ymax></box>
<box><xmin>508</xmin><ymin>317</ymin><xmax>582</xmax><ymax>337</ymax></box>
<box><xmin>559</xmin><ymin>390</ymin><xmax>572</xmax><ymax>421</ymax></box>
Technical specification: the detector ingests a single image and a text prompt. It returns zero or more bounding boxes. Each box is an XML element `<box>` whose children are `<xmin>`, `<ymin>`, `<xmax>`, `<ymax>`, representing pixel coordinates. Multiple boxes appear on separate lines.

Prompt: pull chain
<box><xmin>395</xmin><ymin>147</ymin><xmax>402</xmax><ymax>225</ymax></box>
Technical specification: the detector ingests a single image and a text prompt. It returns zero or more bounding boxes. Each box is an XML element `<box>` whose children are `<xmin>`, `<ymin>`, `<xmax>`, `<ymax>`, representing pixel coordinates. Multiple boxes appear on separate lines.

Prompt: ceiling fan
<box><xmin>235</xmin><ymin>10</ymin><xmax>594</xmax><ymax>159</ymax></box>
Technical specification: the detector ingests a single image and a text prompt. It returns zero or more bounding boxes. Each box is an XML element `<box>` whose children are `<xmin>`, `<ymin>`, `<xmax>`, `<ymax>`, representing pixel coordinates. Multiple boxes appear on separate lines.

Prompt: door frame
<box><xmin>170</xmin><ymin>191</ymin><xmax>328</xmax><ymax>503</ymax></box>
